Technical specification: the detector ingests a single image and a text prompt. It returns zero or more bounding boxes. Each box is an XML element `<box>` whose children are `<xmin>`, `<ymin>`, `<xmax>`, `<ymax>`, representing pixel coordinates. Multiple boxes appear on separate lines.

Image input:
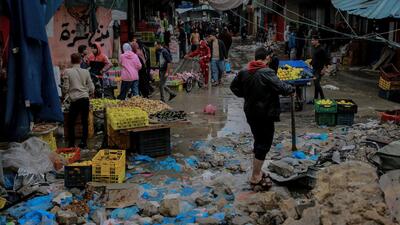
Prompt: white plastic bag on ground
<box><xmin>0</xmin><ymin>137</ymin><xmax>57</xmax><ymax>187</ymax></box>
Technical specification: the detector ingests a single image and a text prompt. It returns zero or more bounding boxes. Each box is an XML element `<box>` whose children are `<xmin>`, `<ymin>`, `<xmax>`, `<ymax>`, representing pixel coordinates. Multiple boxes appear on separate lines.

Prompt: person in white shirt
<box><xmin>62</xmin><ymin>53</ymin><xmax>94</xmax><ymax>149</ymax></box>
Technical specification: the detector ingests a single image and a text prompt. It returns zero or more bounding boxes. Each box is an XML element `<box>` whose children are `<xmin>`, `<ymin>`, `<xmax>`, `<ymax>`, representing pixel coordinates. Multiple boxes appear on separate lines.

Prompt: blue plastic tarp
<box><xmin>279</xmin><ymin>60</ymin><xmax>309</xmax><ymax>69</ymax></box>
<box><xmin>332</xmin><ymin>0</ymin><xmax>400</xmax><ymax>19</ymax></box>
<box><xmin>5</xmin><ymin>0</ymin><xmax>63</xmax><ymax>140</ymax></box>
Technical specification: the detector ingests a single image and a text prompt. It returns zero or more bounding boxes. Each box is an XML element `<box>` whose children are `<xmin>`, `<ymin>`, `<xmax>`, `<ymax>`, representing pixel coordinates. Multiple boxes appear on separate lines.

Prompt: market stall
<box><xmin>277</xmin><ymin>60</ymin><xmax>314</xmax><ymax>112</ymax></box>
<box><xmin>89</xmin><ymin>97</ymin><xmax>189</xmax><ymax>157</ymax></box>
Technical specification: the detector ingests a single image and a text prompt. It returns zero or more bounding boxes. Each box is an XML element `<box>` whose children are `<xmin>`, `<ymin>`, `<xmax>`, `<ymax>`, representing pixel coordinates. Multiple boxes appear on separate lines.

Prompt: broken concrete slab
<box><xmin>379</xmin><ymin>169</ymin><xmax>400</xmax><ymax>222</ymax></box>
<box><xmin>313</xmin><ymin>162</ymin><xmax>397</xmax><ymax>225</ymax></box>
<box><xmin>268</xmin><ymin>160</ymin><xmax>295</xmax><ymax>178</ymax></box>
<box><xmin>159</xmin><ymin>198</ymin><xmax>181</xmax><ymax>217</ymax></box>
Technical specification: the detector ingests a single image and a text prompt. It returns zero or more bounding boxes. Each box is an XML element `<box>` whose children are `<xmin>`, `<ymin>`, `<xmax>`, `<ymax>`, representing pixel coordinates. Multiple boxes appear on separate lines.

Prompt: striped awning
<box><xmin>332</xmin><ymin>0</ymin><xmax>400</xmax><ymax>19</ymax></box>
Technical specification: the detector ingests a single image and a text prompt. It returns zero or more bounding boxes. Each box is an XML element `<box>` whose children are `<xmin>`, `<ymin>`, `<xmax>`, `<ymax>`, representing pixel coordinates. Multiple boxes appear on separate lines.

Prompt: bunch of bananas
<box><xmin>316</xmin><ymin>99</ymin><xmax>334</xmax><ymax>106</ymax></box>
<box><xmin>337</xmin><ymin>100</ymin><xmax>353</xmax><ymax>105</ymax></box>
<box><xmin>90</xmin><ymin>99</ymin><xmax>121</xmax><ymax>112</ymax></box>
<box><xmin>277</xmin><ymin>65</ymin><xmax>303</xmax><ymax>81</ymax></box>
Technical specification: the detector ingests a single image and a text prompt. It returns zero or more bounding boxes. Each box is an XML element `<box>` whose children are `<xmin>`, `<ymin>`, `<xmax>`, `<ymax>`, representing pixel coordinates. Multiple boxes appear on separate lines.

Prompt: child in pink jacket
<box><xmin>118</xmin><ymin>43</ymin><xmax>142</xmax><ymax>100</ymax></box>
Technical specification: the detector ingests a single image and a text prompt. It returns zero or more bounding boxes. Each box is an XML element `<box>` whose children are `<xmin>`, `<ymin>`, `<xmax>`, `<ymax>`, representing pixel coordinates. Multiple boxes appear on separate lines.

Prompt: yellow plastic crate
<box><xmin>92</xmin><ymin>150</ymin><xmax>126</xmax><ymax>183</ymax></box>
<box><xmin>107</xmin><ymin>107</ymin><xmax>149</xmax><ymax>130</ymax></box>
<box><xmin>39</xmin><ymin>132</ymin><xmax>57</xmax><ymax>151</ymax></box>
<box><xmin>379</xmin><ymin>77</ymin><xmax>400</xmax><ymax>90</ymax></box>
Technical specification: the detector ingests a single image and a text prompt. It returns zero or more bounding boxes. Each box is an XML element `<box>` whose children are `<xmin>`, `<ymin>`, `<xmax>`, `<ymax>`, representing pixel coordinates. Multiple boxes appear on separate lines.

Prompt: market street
<box><xmin>2</xmin><ymin>0</ymin><xmax>400</xmax><ymax>224</ymax></box>
<box><xmin>168</xmin><ymin>39</ymin><xmax>400</xmax><ymax>147</ymax></box>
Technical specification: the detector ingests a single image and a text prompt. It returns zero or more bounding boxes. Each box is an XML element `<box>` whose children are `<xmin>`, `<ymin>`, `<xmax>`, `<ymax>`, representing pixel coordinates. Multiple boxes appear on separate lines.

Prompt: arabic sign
<box><xmin>59</xmin><ymin>22</ymin><xmax>110</xmax><ymax>47</ymax></box>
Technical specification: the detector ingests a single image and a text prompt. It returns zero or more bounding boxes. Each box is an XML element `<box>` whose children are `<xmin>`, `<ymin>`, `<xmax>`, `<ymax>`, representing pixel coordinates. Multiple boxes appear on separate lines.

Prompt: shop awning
<box><xmin>208</xmin><ymin>0</ymin><xmax>247</xmax><ymax>11</ymax></box>
<box><xmin>332</xmin><ymin>0</ymin><xmax>400</xmax><ymax>19</ymax></box>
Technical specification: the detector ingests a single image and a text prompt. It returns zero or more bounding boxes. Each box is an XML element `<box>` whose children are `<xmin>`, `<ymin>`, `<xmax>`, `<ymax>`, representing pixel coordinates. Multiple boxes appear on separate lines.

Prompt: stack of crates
<box><xmin>378</xmin><ymin>64</ymin><xmax>400</xmax><ymax>103</ymax></box>
<box><xmin>107</xmin><ymin>107</ymin><xmax>149</xmax><ymax>130</ymax></box>
<box><xmin>314</xmin><ymin>100</ymin><xmax>337</xmax><ymax>126</ymax></box>
<box><xmin>335</xmin><ymin>99</ymin><xmax>358</xmax><ymax>126</ymax></box>
<box><xmin>92</xmin><ymin>150</ymin><xmax>126</xmax><ymax>183</ymax></box>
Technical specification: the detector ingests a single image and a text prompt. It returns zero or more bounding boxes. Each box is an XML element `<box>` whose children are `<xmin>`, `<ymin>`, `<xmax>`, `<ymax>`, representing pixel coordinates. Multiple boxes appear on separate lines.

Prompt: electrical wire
<box><xmin>263</xmin><ymin>0</ymin><xmax>341</xmax><ymax>35</ymax></box>
<box><xmin>256</xmin><ymin>0</ymin><xmax>400</xmax><ymax>43</ymax></box>
<box><xmin>338</xmin><ymin>9</ymin><xmax>357</xmax><ymax>36</ymax></box>
<box><xmin>229</xmin><ymin>9</ymin><xmax>352</xmax><ymax>42</ymax></box>
<box><xmin>253</xmin><ymin>1</ymin><xmax>357</xmax><ymax>39</ymax></box>
<box><xmin>230</xmin><ymin>8</ymin><xmax>400</xmax><ymax>49</ymax></box>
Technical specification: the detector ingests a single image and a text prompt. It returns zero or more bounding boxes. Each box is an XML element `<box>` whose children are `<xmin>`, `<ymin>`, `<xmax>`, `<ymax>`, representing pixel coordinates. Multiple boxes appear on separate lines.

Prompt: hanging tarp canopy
<box><xmin>208</xmin><ymin>0</ymin><xmax>247</xmax><ymax>11</ymax></box>
<box><xmin>5</xmin><ymin>0</ymin><xmax>64</xmax><ymax>141</ymax></box>
<box><xmin>64</xmin><ymin>0</ymin><xmax>127</xmax><ymax>12</ymax></box>
<box><xmin>332</xmin><ymin>0</ymin><xmax>400</xmax><ymax>19</ymax></box>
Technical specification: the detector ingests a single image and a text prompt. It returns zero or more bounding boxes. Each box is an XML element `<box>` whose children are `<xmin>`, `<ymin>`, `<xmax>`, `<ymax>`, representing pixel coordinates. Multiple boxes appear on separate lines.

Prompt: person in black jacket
<box><xmin>178</xmin><ymin>26</ymin><xmax>187</xmax><ymax>59</ymax></box>
<box><xmin>311</xmin><ymin>36</ymin><xmax>328</xmax><ymax>101</ymax></box>
<box><xmin>230</xmin><ymin>47</ymin><xmax>294</xmax><ymax>191</ymax></box>
<box><xmin>207</xmin><ymin>32</ymin><xmax>227</xmax><ymax>85</ymax></box>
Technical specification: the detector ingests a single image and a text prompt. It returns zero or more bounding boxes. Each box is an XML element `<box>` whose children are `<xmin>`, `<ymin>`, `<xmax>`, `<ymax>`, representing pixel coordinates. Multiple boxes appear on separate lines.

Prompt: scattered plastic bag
<box><xmin>322</xmin><ymin>84</ymin><xmax>340</xmax><ymax>90</ymax></box>
<box><xmin>2</xmin><ymin>138</ymin><xmax>55</xmax><ymax>174</ymax></box>
<box><xmin>18</xmin><ymin>210</ymin><xmax>56</xmax><ymax>225</ymax></box>
<box><xmin>0</xmin><ymin>138</ymin><xmax>66</xmax><ymax>188</ymax></box>
<box><xmin>203</xmin><ymin>104</ymin><xmax>216</xmax><ymax>115</ymax></box>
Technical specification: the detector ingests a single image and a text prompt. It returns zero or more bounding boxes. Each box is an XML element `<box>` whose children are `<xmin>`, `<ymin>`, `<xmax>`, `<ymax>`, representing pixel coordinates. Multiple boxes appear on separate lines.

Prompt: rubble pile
<box><xmin>284</xmin><ymin>162</ymin><xmax>397</xmax><ymax>225</ymax></box>
<box><xmin>1</xmin><ymin>120</ymin><xmax>400</xmax><ymax>224</ymax></box>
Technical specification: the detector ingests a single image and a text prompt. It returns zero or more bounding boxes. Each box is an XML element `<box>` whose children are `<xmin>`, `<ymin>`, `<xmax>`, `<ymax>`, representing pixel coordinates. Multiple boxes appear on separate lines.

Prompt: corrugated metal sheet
<box><xmin>332</xmin><ymin>0</ymin><xmax>400</xmax><ymax>19</ymax></box>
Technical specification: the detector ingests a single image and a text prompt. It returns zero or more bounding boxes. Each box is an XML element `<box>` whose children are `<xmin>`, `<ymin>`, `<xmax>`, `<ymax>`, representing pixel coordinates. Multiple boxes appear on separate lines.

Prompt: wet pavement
<box><xmin>161</xmin><ymin>39</ymin><xmax>400</xmax><ymax>153</ymax></box>
<box><xmin>3</xmin><ymin>39</ymin><xmax>400</xmax><ymax>225</ymax></box>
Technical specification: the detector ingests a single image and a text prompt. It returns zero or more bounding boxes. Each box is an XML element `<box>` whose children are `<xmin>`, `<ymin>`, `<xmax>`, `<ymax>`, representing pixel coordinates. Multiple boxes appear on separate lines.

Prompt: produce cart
<box><xmin>278</xmin><ymin>60</ymin><xmax>314</xmax><ymax>109</ymax></box>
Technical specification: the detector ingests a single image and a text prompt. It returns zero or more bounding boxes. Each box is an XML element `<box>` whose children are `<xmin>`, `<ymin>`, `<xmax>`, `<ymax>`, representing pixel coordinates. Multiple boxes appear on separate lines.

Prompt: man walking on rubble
<box><xmin>230</xmin><ymin>47</ymin><xmax>294</xmax><ymax>191</ymax></box>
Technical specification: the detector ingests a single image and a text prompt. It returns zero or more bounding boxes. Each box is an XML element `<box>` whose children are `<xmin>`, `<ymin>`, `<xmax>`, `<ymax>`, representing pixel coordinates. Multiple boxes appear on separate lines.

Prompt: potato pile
<box><xmin>117</xmin><ymin>96</ymin><xmax>171</xmax><ymax>115</ymax></box>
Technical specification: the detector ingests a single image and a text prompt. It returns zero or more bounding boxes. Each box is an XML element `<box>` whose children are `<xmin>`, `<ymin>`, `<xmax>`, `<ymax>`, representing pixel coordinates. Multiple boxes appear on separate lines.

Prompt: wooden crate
<box><xmin>107</xmin><ymin>124</ymin><xmax>130</xmax><ymax>150</ymax></box>
<box><xmin>64</xmin><ymin>110</ymin><xmax>94</xmax><ymax>139</ymax></box>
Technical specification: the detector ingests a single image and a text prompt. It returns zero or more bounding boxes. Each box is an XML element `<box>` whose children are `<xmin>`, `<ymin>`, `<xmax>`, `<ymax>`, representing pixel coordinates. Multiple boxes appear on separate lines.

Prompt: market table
<box><xmin>103</xmin><ymin>107</ymin><xmax>190</xmax><ymax>157</ymax></box>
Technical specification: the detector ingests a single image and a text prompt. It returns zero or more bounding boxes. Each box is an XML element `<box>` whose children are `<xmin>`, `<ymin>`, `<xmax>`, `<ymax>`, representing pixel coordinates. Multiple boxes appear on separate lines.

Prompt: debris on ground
<box><xmin>1</xmin><ymin>119</ymin><xmax>400</xmax><ymax>224</ymax></box>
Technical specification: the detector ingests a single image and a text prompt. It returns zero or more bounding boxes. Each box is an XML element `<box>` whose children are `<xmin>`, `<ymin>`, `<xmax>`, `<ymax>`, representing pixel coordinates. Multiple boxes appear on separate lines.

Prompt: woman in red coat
<box><xmin>185</xmin><ymin>40</ymin><xmax>211</xmax><ymax>85</ymax></box>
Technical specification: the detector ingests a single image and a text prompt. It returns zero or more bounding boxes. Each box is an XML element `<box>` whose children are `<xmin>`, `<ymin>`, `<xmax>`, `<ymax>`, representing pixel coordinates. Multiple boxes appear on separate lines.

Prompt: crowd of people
<box><xmin>61</xmin><ymin>17</ymin><xmax>331</xmax><ymax>192</ymax></box>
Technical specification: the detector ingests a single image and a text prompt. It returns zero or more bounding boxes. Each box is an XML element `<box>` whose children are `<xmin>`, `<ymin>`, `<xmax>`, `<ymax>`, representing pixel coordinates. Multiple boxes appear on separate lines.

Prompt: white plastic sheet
<box><xmin>208</xmin><ymin>0</ymin><xmax>246</xmax><ymax>11</ymax></box>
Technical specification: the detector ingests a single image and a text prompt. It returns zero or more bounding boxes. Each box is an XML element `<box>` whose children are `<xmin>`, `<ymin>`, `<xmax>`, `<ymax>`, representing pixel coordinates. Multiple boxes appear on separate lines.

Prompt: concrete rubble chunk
<box><xmin>232</xmin><ymin>215</ymin><xmax>254</xmax><ymax>225</ymax></box>
<box><xmin>195</xmin><ymin>196</ymin><xmax>212</xmax><ymax>206</ymax></box>
<box><xmin>280</xmin><ymin>198</ymin><xmax>298</xmax><ymax>219</ymax></box>
<box><xmin>268</xmin><ymin>160</ymin><xmax>295</xmax><ymax>178</ymax></box>
<box><xmin>138</xmin><ymin>217</ymin><xmax>153</xmax><ymax>225</ymax></box>
<box><xmin>313</xmin><ymin>162</ymin><xmax>397</xmax><ymax>225</ymax></box>
<box><xmin>160</xmin><ymin>198</ymin><xmax>181</xmax><ymax>217</ymax></box>
<box><xmin>57</xmin><ymin>210</ymin><xmax>78</xmax><ymax>225</ymax></box>
<box><xmin>141</xmin><ymin>201</ymin><xmax>160</xmax><ymax>217</ymax></box>
<box><xmin>197</xmin><ymin>217</ymin><xmax>220</xmax><ymax>225</ymax></box>
<box><xmin>152</xmin><ymin>214</ymin><xmax>164</xmax><ymax>224</ymax></box>
<box><xmin>282</xmin><ymin>206</ymin><xmax>321</xmax><ymax>225</ymax></box>
<box><xmin>379</xmin><ymin>170</ymin><xmax>400</xmax><ymax>223</ymax></box>
<box><xmin>295</xmin><ymin>199</ymin><xmax>315</xmax><ymax>216</ymax></box>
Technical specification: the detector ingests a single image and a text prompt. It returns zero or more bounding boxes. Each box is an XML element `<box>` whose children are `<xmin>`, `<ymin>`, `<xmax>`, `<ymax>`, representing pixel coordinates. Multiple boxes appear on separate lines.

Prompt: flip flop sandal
<box><xmin>250</xmin><ymin>173</ymin><xmax>273</xmax><ymax>192</ymax></box>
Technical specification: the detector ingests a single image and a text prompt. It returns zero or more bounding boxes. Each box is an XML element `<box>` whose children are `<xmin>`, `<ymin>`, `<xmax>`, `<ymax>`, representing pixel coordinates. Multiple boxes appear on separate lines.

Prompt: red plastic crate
<box><xmin>380</xmin><ymin>110</ymin><xmax>400</xmax><ymax>124</ymax></box>
<box><xmin>57</xmin><ymin>148</ymin><xmax>81</xmax><ymax>164</ymax></box>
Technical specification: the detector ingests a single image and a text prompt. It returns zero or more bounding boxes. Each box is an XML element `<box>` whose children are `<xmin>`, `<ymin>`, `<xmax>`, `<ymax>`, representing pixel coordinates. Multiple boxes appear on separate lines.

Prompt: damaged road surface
<box><xmin>1</xmin><ymin>41</ymin><xmax>400</xmax><ymax>225</ymax></box>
